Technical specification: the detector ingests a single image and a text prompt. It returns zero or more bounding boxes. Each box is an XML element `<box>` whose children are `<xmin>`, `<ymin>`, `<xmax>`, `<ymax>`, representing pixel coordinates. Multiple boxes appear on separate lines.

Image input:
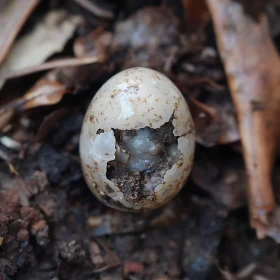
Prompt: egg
<box><xmin>80</xmin><ymin>67</ymin><xmax>195</xmax><ymax>211</ymax></box>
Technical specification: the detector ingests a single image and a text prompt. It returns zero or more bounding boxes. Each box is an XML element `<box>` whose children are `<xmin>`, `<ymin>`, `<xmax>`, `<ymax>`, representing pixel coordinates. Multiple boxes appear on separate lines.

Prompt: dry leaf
<box><xmin>0</xmin><ymin>61</ymin><xmax>106</xmax><ymax>129</ymax></box>
<box><xmin>22</xmin><ymin>80</ymin><xmax>68</xmax><ymax>110</ymax></box>
<box><xmin>0</xmin><ymin>110</ymin><xmax>14</xmax><ymax>131</ymax></box>
<box><xmin>0</xmin><ymin>0</ymin><xmax>39</xmax><ymax>65</ymax></box>
<box><xmin>206</xmin><ymin>0</ymin><xmax>280</xmax><ymax>239</ymax></box>
<box><xmin>182</xmin><ymin>0</ymin><xmax>210</xmax><ymax>29</ymax></box>
<box><xmin>0</xmin><ymin>10</ymin><xmax>82</xmax><ymax>88</ymax></box>
<box><xmin>0</xmin><ymin>70</ymin><xmax>69</xmax><ymax>124</ymax></box>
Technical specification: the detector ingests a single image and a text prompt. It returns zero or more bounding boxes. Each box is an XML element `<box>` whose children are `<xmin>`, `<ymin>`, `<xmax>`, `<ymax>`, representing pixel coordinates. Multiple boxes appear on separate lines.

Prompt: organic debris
<box><xmin>206</xmin><ymin>0</ymin><xmax>280</xmax><ymax>240</ymax></box>
<box><xmin>0</xmin><ymin>1</ymin><xmax>280</xmax><ymax>279</ymax></box>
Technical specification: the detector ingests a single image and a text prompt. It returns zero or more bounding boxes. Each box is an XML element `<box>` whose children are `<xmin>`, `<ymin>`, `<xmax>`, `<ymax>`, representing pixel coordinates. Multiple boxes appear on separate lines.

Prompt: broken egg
<box><xmin>80</xmin><ymin>67</ymin><xmax>195</xmax><ymax>211</ymax></box>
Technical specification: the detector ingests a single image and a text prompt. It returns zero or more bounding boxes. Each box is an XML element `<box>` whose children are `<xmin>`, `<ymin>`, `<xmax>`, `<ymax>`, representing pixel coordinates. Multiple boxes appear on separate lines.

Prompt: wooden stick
<box><xmin>206</xmin><ymin>0</ymin><xmax>280</xmax><ymax>238</ymax></box>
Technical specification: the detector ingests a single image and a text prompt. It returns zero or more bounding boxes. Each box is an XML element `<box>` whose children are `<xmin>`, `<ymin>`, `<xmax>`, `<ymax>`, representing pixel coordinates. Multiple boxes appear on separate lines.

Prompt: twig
<box><xmin>92</xmin><ymin>239</ymin><xmax>121</xmax><ymax>273</ymax></box>
<box><xmin>74</xmin><ymin>0</ymin><xmax>114</xmax><ymax>19</ymax></box>
<box><xmin>0</xmin><ymin>148</ymin><xmax>19</xmax><ymax>176</ymax></box>
<box><xmin>0</xmin><ymin>56</ymin><xmax>101</xmax><ymax>81</ymax></box>
<box><xmin>190</xmin><ymin>77</ymin><xmax>225</xmax><ymax>91</ymax></box>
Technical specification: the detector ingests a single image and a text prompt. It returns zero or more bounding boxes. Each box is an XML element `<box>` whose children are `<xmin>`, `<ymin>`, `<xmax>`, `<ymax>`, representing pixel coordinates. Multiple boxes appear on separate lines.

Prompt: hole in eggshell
<box><xmin>105</xmin><ymin>116</ymin><xmax>182</xmax><ymax>204</ymax></box>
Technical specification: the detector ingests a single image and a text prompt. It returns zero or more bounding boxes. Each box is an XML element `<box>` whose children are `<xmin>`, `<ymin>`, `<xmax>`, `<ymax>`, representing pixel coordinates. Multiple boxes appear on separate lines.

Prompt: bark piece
<box><xmin>206</xmin><ymin>0</ymin><xmax>280</xmax><ymax>239</ymax></box>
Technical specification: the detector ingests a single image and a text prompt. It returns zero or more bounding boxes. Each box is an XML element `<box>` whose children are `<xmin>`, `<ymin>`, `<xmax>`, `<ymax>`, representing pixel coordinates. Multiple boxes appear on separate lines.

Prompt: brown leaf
<box><xmin>0</xmin><ymin>10</ymin><xmax>83</xmax><ymax>90</ymax></box>
<box><xmin>0</xmin><ymin>109</ymin><xmax>14</xmax><ymax>130</ymax></box>
<box><xmin>206</xmin><ymin>0</ymin><xmax>280</xmax><ymax>239</ymax></box>
<box><xmin>21</xmin><ymin>79</ymin><xmax>69</xmax><ymax>110</ymax></box>
<box><xmin>182</xmin><ymin>0</ymin><xmax>210</xmax><ymax>29</ymax></box>
<box><xmin>0</xmin><ymin>62</ymin><xmax>106</xmax><ymax>127</ymax></box>
<box><xmin>0</xmin><ymin>0</ymin><xmax>39</xmax><ymax>65</ymax></box>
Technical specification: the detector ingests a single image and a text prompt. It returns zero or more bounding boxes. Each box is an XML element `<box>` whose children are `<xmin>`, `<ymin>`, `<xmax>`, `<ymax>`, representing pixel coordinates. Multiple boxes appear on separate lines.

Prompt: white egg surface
<box><xmin>80</xmin><ymin>67</ymin><xmax>195</xmax><ymax>211</ymax></box>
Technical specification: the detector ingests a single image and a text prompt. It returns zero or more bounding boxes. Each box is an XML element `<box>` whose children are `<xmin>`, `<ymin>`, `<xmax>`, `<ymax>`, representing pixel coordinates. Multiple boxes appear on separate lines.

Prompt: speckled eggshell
<box><xmin>80</xmin><ymin>67</ymin><xmax>195</xmax><ymax>211</ymax></box>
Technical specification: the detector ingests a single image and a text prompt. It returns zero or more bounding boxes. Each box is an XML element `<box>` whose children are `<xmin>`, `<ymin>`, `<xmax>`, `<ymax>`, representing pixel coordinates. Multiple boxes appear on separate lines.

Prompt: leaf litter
<box><xmin>0</xmin><ymin>1</ymin><xmax>280</xmax><ymax>280</ymax></box>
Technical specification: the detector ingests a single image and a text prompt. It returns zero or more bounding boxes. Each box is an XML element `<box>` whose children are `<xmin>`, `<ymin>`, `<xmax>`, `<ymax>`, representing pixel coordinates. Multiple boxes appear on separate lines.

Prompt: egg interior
<box><xmin>105</xmin><ymin>116</ymin><xmax>181</xmax><ymax>204</ymax></box>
